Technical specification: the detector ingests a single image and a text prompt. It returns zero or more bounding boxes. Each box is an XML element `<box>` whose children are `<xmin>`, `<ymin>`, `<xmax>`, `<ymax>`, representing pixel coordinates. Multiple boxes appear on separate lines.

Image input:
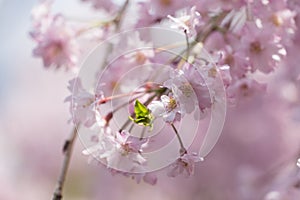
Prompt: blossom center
<box><xmin>82</xmin><ymin>99</ymin><xmax>94</xmax><ymax>108</ymax></box>
<box><xmin>240</xmin><ymin>83</ymin><xmax>250</xmax><ymax>96</ymax></box>
<box><xmin>271</xmin><ymin>14</ymin><xmax>283</xmax><ymax>27</ymax></box>
<box><xmin>49</xmin><ymin>42</ymin><xmax>63</xmax><ymax>57</ymax></box>
<box><xmin>121</xmin><ymin>143</ymin><xmax>133</xmax><ymax>155</ymax></box>
<box><xmin>160</xmin><ymin>0</ymin><xmax>172</xmax><ymax>6</ymax></box>
<box><xmin>135</xmin><ymin>51</ymin><xmax>147</xmax><ymax>64</ymax></box>
<box><xmin>208</xmin><ymin>67</ymin><xmax>218</xmax><ymax>78</ymax></box>
<box><xmin>166</xmin><ymin>97</ymin><xmax>177</xmax><ymax>111</ymax></box>
<box><xmin>181</xmin><ymin>16</ymin><xmax>192</xmax><ymax>27</ymax></box>
<box><xmin>182</xmin><ymin>160</ymin><xmax>188</xmax><ymax>167</ymax></box>
<box><xmin>250</xmin><ymin>41</ymin><xmax>263</xmax><ymax>54</ymax></box>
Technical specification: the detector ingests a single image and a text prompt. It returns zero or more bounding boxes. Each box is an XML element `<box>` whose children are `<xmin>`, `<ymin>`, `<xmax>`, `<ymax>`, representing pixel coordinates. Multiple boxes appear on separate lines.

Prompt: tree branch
<box><xmin>52</xmin><ymin>2</ymin><xmax>130</xmax><ymax>199</ymax></box>
<box><xmin>52</xmin><ymin>126</ymin><xmax>78</xmax><ymax>200</ymax></box>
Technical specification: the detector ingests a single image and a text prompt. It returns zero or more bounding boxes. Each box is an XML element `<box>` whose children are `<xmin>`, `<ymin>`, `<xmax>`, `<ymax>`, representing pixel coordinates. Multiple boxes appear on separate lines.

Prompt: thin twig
<box><xmin>52</xmin><ymin>2</ymin><xmax>130</xmax><ymax>199</ymax></box>
<box><xmin>171</xmin><ymin>123</ymin><xmax>186</xmax><ymax>155</ymax></box>
<box><xmin>139</xmin><ymin>126</ymin><xmax>146</xmax><ymax>140</ymax></box>
<box><xmin>99</xmin><ymin>0</ymin><xmax>130</xmax><ymax>70</ymax></box>
<box><xmin>184</xmin><ymin>30</ymin><xmax>190</xmax><ymax>59</ymax></box>
<box><xmin>114</xmin><ymin>0</ymin><xmax>129</xmax><ymax>31</ymax></box>
<box><xmin>111</xmin><ymin>93</ymin><xmax>146</xmax><ymax>113</ymax></box>
<box><xmin>52</xmin><ymin>126</ymin><xmax>78</xmax><ymax>200</ymax></box>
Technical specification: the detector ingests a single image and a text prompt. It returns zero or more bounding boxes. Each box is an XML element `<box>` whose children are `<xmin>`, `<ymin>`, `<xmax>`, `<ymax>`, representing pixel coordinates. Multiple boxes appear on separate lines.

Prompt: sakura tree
<box><xmin>29</xmin><ymin>0</ymin><xmax>300</xmax><ymax>199</ymax></box>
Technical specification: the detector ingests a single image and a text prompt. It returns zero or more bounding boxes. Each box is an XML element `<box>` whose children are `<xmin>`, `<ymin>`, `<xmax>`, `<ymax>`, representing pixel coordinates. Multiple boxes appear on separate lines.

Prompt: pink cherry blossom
<box><xmin>250</xmin><ymin>0</ymin><xmax>296</xmax><ymax>46</ymax></box>
<box><xmin>190</xmin><ymin>0</ymin><xmax>247</xmax><ymax>14</ymax></box>
<box><xmin>168</xmin><ymin>6</ymin><xmax>202</xmax><ymax>37</ymax></box>
<box><xmin>30</xmin><ymin>0</ymin><xmax>52</xmax><ymax>27</ymax></box>
<box><xmin>81</xmin><ymin>0</ymin><xmax>118</xmax><ymax>13</ymax></box>
<box><xmin>98</xmin><ymin>32</ymin><xmax>154</xmax><ymax>94</ymax></box>
<box><xmin>164</xmin><ymin>69</ymin><xmax>198</xmax><ymax>114</ymax></box>
<box><xmin>65</xmin><ymin>78</ymin><xmax>104</xmax><ymax>127</ymax></box>
<box><xmin>149</xmin><ymin>0</ymin><xmax>188</xmax><ymax>17</ymax></box>
<box><xmin>220</xmin><ymin>6</ymin><xmax>247</xmax><ymax>34</ymax></box>
<box><xmin>110</xmin><ymin>169</ymin><xmax>158</xmax><ymax>185</ymax></box>
<box><xmin>122</xmin><ymin>32</ymin><xmax>154</xmax><ymax>65</ymax></box>
<box><xmin>148</xmin><ymin>94</ymin><xmax>181</xmax><ymax>123</ymax></box>
<box><xmin>239</xmin><ymin>22</ymin><xmax>286</xmax><ymax>73</ymax></box>
<box><xmin>135</xmin><ymin>2</ymin><xmax>160</xmax><ymax>28</ymax></box>
<box><xmin>179</xmin><ymin>63</ymin><xmax>213</xmax><ymax>111</ymax></box>
<box><xmin>31</xmin><ymin>15</ymin><xmax>79</xmax><ymax>69</ymax></box>
<box><xmin>84</xmin><ymin>130</ymin><xmax>148</xmax><ymax>171</ymax></box>
<box><xmin>220</xmin><ymin>48</ymin><xmax>249</xmax><ymax>79</ymax></box>
<box><xmin>167</xmin><ymin>152</ymin><xmax>204</xmax><ymax>178</ymax></box>
<box><xmin>227</xmin><ymin>78</ymin><xmax>267</xmax><ymax>103</ymax></box>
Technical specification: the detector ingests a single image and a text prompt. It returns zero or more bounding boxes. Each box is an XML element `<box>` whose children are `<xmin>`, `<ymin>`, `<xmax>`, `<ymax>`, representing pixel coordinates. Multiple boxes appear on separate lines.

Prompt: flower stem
<box><xmin>99</xmin><ymin>0</ymin><xmax>130</xmax><ymax>70</ymax></box>
<box><xmin>99</xmin><ymin>86</ymin><xmax>166</xmax><ymax>105</ymax></box>
<box><xmin>99</xmin><ymin>90</ymin><xmax>146</xmax><ymax>104</ymax></box>
<box><xmin>52</xmin><ymin>2</ymin><xmax>131</xmax><ymax>199</ymax></box>
<box><xmin>155</xmin><ymin>41</ymin><xmax>187</xmax><ymax>53</ymax></box>
<box><xmin>139</xmin><ymin>126</ymin><xmax>147</xmax><ymax>140</ymax></box>
<box><xmin>114</xmin><ymin>0</ymin><xmax>129</xmax><ymax>30</ymax></box>
<box><xmin>52</xmin><ymin>126</ymin><xmax>78</xmax><ymax>200</ymax></box>
<box><xmin>184</xmin><ymin>30</ymin><xmax>190</xmax><ymax>59</ymax></box>
<box><xmin>128</xmin><ymin>123</ymin><xmax>135</xmax><ymax>132</ymax></box>
<box><xmin>171</xmin><ymin>123</ymin><xmax>187</xmax><ymax>155</ymax></box>
<box><xmin>107</xmin><ymin>86</ymin><xmax>167</xmax><ymax>111</ymax></box>
<box><xmin>111</xmin><ymin>93</ymin><xmax>146</xmax><ymax>113</ymax></box>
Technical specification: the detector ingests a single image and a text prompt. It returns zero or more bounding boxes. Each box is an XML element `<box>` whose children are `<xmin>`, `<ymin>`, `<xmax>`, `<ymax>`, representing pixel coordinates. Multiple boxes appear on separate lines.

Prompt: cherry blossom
<box><xmin>168</xmin><ymin>6</ymin><xmax>202</xmax><ymax>37</ymax></box>
<box><xmin>164</xmin><ymin>69</ymin><xmax>198</xmax><ymax>114</ymax></box>
<box><xmin>150</xmin><ymin>0</ymin><xmax>188</xmax><ymax>17</ymax></box>
<box><xmin>84</xmin><ymin>130</ymin><xmax>148</xmax><ymax>171</ymax></box>
<box><xmin>167</xmin><ymin>152</ymin><xmax>204</xmax><ymax>178</ymax></box>
<box><xmin>148</xmin><ymin>94</ymin><xmax>181</xmax><ymax>123</ymax></box>
<box><xmin>239</xmin><ymin>22</ymin><xmax>286</xmax><ymax>73</ymax></box>
<box><xmin>220</xmin><ymin>6</ymin><xmax>247</xmax><ymax>34</ymax></box>
<box><xmin>135</xmin><ymin>2</ymin><xmax>160</xmax><ymax>28</ymax></box>
<box><xmin>110</xmin><ymin>169</ymin><xmax>158</xmax><ymax>185</ymax></box>
<box><xmin>122</xmin><ymin>32</ymin><xmax>154</xmax><ymax>65</ymax></box>
<box><xmin>227</xmin><ymin>78</ymin><xmax>267</xmax><ymax>103</ymax></box>
<box><xmin>31</xmin><ymin>15</ymin><xmax>79</xmax><ymax>69</ymax></box>
<box><xmin>30</xmin><ymin>0</ymin><xmax>52</xmax><ymax>27</ymax></box>
<box><xmin>65</xmin><ymin>78</ymin><xmax>104</xmax><ymax>127</ymax></box>
<box><xmin>82</xmin><ymin>0</ymin><xmax>118</xmax><ymax>13</ymax></box>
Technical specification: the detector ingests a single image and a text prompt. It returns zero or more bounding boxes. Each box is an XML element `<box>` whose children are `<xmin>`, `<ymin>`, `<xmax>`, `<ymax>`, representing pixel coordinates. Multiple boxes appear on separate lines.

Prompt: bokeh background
<box><xmin>1</xmin><ymin>1</ymin><xmax>300</xmax><ymax>200</ymax></box>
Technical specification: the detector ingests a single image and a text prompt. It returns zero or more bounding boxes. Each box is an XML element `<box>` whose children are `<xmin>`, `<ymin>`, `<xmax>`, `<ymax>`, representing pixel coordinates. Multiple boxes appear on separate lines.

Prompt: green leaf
<box><xmin>130</xmin><ymin>100</ymin><xmax>153</xmax><ymax>128</ymax></box>
<box><xmin>135</xmin><ymin>100</ymin><xmax>148</xmax><ymax>114</ymax></box>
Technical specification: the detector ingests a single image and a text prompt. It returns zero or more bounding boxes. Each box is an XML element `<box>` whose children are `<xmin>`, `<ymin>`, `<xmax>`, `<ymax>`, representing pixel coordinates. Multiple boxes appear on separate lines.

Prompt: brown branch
<box><xmin>53</xmin><ymin>2</ymin><xmax>130</xmax><ymax>199</ymax></box>
<box><xmin>100</xmin><ymin>0</ymin><xmax>130</xmax><ymax>70</ymax></box>
<box><xmin>52</xmin><ymin>126</ymin><xmax>78</xmax><ymax>200</ymax></box>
